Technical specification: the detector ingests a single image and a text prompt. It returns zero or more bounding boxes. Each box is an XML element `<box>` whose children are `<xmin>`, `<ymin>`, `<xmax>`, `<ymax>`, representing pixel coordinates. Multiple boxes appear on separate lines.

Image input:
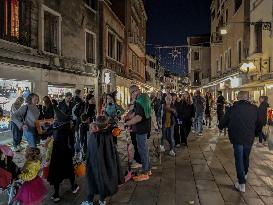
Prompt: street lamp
<box><xmin>240</xmin><ymin>62</ymin><xmax>256</xmax><ymax>73</ymax></box>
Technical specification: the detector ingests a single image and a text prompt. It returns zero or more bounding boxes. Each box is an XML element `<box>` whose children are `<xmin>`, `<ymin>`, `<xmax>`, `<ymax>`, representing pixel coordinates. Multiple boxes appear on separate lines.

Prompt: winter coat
<box><xmin>258</xmin><ymin>101</ymin><xmax>270</xmax><ymax>127</ymax></box>
<box><xmin>217</xmin><ymin>95</ymin><xmax>225</xmax><ymax>114</ymax></box>
<box><xmin>193</xmin><ymin>95</ymin><xmax>205</xmax><ymax>114</ymax></box>
<box><xmin>11</xmin><ymin>104</ymin><xmax>40</xmax><ymax>130</ymax></box>
<box><xmin>161</xmin><ymin>104</ymin><xmax>177</xmax><ymax>128</ymax></box>
<box><xmin>58</xmin><ymin>100</ymin><xmax>73</xmax><ymax>116</ymax></box>
<box><xmin>219</xmin><ymin>100</ymin><xmax>260</xmax><ymax>145</ymax></box>
<box><xmin>42</xmin><ymin>105</ymin><xmax>54</xmax><ymax>119</ymax></box>
<box><xmin>180</xmin><ymin>101</ymin><xmax>195</xmax><ymax>124</ymax></box>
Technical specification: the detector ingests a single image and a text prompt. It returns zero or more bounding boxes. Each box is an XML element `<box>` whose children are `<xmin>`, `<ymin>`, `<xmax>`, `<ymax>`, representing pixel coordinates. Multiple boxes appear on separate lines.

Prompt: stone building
<box><xmin>145</xmin><ymin>54</ymin><xmax>157</xmax><ymax>90</ymax></box>
<box><xmin>187</xmin><ymin>35</ymin><xmax>211</xmax><ymax>90</ymax></box>
<box><xmin>0</xmin><ymin>0</ymin><xmax>99</xmax><ymax>132</ymax></box>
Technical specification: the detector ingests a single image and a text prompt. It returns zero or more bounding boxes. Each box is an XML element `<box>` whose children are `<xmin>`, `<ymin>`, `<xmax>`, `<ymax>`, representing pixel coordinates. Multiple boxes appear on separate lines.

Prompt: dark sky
<box><xmin>144</xmin><ymin>0</ymin><xmax>211</xmax><ymax>74</ymax></box>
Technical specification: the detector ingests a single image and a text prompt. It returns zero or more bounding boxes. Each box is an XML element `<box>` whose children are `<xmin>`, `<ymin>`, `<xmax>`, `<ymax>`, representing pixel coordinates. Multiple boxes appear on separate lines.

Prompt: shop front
<box><xmin>116</xmin><ymin>75</ymin><xmax>132</xmax><ymax>107</ymax></box>
<box><xmin>48</xmin><ymin>84</ymin><xmax>75</xmax><ymax>101</ymax></box>
<box><xmin>0</xmin><ymin>78</ymin><xmax>32</xmax><ymax>132</ymax></box>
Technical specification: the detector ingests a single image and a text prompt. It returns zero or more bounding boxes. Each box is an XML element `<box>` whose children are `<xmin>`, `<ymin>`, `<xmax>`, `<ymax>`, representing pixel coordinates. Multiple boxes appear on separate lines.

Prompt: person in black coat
<box><xmin>58</xmin><ymin>92</ymin><xmax>73</xmax><ymax>116</ymax></box>
<box><xmin>41</xmin><ymin>96</ymin><xmax>54</xmax><ymax>119</ymax></box>
<box><xmin>173</xmin><ymin>94</ymin><xmax>183</xmax><ymax>146</ymax></box>
<box><xmin>81</xmin><ymin>116</ymin><xmax>123</xmax><ymax>205</ymax></box>
<box><xmin>219</xmin><ymin>91</ymin><xmax>260</xmax><ymax>193</ymax></box>
<box><xmin>216</xmin><ymin>91</ymin><xmax>225</xmax><ymax>126</ymax></box>
<box><xmin>47</xmin><ymin>106</ymin><xmax>79</xmax><ymax>203</ymax></box>
<box><xmin>180</xmin><ymin>92</ymin><xmax>195</xmax><ymax>146</ymax></box>
<box><xmin>258</xmin><ymin>96</ymin><xmax>270</xmax><ymax>144</ymax></box>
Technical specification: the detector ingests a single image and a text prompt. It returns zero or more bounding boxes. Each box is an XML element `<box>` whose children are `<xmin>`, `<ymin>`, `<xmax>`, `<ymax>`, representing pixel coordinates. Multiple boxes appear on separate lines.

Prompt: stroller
<box><xmin>0</xmin><ymin>145</ymin><xmax>21</xmax><ymax>205</ymax></box>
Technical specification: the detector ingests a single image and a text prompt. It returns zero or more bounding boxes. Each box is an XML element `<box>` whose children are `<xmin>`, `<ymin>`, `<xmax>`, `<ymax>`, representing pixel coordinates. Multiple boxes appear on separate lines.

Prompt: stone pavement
<box><xmin>1</xmin><ymin>126</ymin><xmax>273</xmax><ymax>205</ymax></box>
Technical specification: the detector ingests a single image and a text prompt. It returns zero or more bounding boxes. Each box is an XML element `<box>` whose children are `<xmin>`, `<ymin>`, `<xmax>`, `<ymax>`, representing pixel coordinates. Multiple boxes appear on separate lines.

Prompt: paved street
<box><xmin>2</xmin><ymin>125</ymin><xmax>273</xmax><ymax>205</ymax></box>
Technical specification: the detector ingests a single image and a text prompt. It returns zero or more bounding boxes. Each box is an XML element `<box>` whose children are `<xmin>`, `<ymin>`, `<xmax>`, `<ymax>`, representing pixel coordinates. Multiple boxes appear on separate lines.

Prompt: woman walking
<box><xmin>258</xmin><ymin>96</ymin><xmax>270</xmax><ymax>146</ymax></box>
<box><xmin>10</xmin><ymin>96</ymin><xmax>24</xmax><ymax>152</ymax></box>
<box><xmin>180</xmin><ymin>92</ymin><xmax>195</xmax><ymax>146</ymax></box>
<box><xmin>12</xmin><ymin>93</ymin><xmax>40</xmax><ymax>148</ymax></box>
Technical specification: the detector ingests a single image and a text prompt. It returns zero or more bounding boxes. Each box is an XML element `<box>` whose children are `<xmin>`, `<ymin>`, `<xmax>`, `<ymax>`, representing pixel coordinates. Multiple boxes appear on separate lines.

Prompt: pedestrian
<box><xmin>216</xmin><ymin>91</ymin><xmax>225</xmax><ymax>127</ymax></box>
<box><xmin>72</xmin><ymin>89</ymin><xmax>85</xmax><ymax>132</ymax></box>
<box><xmin>41</xmin><ymin>96</ymin><xmax>54</xmax><ymax>119</ymax></box>
<box><xmin>0</xmin><ymin>106</ymin><xmax>3</xmax><ymax>117</ymax></box>
<box><xmin>58</xmin><ymin>92</ymin><xmax>73</xmax><ymax>116</ymax></box>
<box><xmin>104</xmin><ymin>91</ymin><xmax>125</xmax><ymax>144</ymax></box>
<box><xmin>14</xmin><ymin>147</ymin><xmax>47</xmax><ymax>205</ymax></box>
<box><xmin>192</xmin><ymin>90</ymin><xmax>205</xmax><ymax>136</ymax></box>
<box><xmin>257</xmin><ymin>96</ymin><xmax>270</xmax><ymax>146</ymax></box>
<box><xmin>47</xmin><ymin>106</ymin><xmax>80</xmax><ymax>203</ymax></box>
<box><xmin>11</xmin><ymin>93</ymin><xmax>40</xmax><ymax>148</ymax></box>
<box><xmin>205</xmin><ymin>92</ymin><xmax>213</xmax><ymax>128</ymax></box>
<box><xmin>79</xmin><ymin>113</ymin><xmax>90</xmax><ymax>158</ymax></box>
<box><xmin>160</xmin><ymin>94</ymin><xmax>177</xmax><ymax>156</ymax></box>
<box><xmin>173</xmin><ymin>94</ymin><xmax>183</xmax><ymax>147</ymax></box>
<box><xmin>152</xmin><ymin>92</ymin><xmax>162</xmax><ymax>132</ymax></box>
<box><xmin>10</xmin><ymin>96</ymin><xmax>24</xmax><ymax>152</ymax></box>
<box><xmin>84</xmin><ymin>93</ymin><xmax>97</xmax><ymax>123</ymax></box>
<box><xmin>180</xmin><ymin>92</ymin><xmax>195</xmax><ymax>146</ymax></box>
<box><xmin>124</xmin><ymin>98</ymin><xmax>142</xmax><ymax>169</ymax></box>
<box><xmin>124</xmin><ymin>85</ymin><xmax>152</xmax><ymax>181</ymax></box>
<box><xmin>81</xmin><ymin>116</ymin><xmax>123</xmax><ymax>205</ymax></box>
<box><xmin>219</xmin><ymin>91</ymin><xmax>260</xmax><ymax>193</ymax></box>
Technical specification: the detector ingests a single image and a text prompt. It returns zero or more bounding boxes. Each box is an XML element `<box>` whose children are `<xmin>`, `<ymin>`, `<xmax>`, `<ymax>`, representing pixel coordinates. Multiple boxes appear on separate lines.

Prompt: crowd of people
<box><xmin>0</xmin><ymin>85</ymin><xmax>272</xmax><ymax>204</ymax></box>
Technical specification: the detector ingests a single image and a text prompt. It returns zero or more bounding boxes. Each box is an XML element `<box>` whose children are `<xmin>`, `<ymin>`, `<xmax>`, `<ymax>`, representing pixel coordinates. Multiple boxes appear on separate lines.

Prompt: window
<box><xmin>224</xmin><ymin>51</ymin><xmax>228</xmax><ymax>70</ymax></box>
<box><xmin>255</xmin><ymin>22</ymin><xmax>262</xmax><ymax>53</ymax></box>
<box><xmin>84</xmin><ymin>0</ymin><xmax>97</xmax><ymax>10</ymax></box>
<box><xmin>225</xmin><ymin>9</ymin><xmax>228</xmax><ymax>23</ymax></box>
<box><xmin>237</xmin><ymin>40</ymin><xmax>242</xmax><ymax>64</ymax></box>
<box><xmin>43</xmin><ymin>7</ymin><xmax>61</xmax><ymax>54</ymax></box>
<box><xmin>193</xmin><ymin>52</ymin><xmax>199</xmax><ymax>61</ymax></box>
<box><xmin>85</xmin><ymin>31</ymin><xmax>95</xmax><ymax>64</ymax></box>
<box><xmin>194</xmin><ymin>71</ymin><xmax>200</xmax><ymax>83</ymax></box>
<box><xmin>220</xmin><ymin>55</ymin><xmax>223</xmax><ymax>72</ymax></box>
<box><xmin>228</xmin><ymin>48</ymin><xmax>232</xmax><ymax>68</ymax></box>
<box><xmin>108</xmin><ymin>32</ymin><xmax>115</xmax><ymax>58</ymax></box>
<box><xmin>216</xmin><ymin>59</ymin><xmax>220</xmax><ymax>71</ymax></box>
<box><xmin>0</xmin><ymin>0</ymin><xmax>31</xmax><ymax>45</ymax></box>
<box><xmin>116</xmin><ymin>40</ymin><xmax>122</xmax><ymax>62</ymax></box>
<box><xmin>234</xmin><ymin>0</ymin><xmax>242</xmax><ymax>14</ymax></box>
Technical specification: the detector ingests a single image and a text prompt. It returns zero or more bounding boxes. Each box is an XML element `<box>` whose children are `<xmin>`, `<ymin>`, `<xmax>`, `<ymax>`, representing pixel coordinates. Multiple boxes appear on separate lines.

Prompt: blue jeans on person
<box><xmin>23</xmin><ymin>127</ymin><xmax>37</xmax><ymax>148</ymax></box>
<box><xmin>10</xmin><ymin>121</ymin><xmax>23</xmax><ymax>148</ymax></box>
<box><xmin>194</xmin><ymin>112</ymin><xmax>204</xmax><ymax>134</ymax></box>
<box><xmin>162</xmin><ymin>126</ymin><xmax>175</xmax><ymax>150</ymax></box>
<box><xmin>136</xmin><ymin>133</ymin><xmax>150</xmax><ymax>172</ymax></box>
<box><xmin>233</xmin><ymin>144</ymin><xmax>252</xmax><ymax>184</ymax></box>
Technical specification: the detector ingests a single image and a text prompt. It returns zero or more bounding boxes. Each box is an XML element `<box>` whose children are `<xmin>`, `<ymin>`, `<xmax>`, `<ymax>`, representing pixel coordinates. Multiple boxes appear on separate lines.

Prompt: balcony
<box><xmin>128</xmin><ymin>32</ymin><xmax>145</xmax><ymax>57</ymax></box>
<box><xmin>105</xmin><ymin>57</ymin><xmax>126</xmax><ymax>77</ymax></box>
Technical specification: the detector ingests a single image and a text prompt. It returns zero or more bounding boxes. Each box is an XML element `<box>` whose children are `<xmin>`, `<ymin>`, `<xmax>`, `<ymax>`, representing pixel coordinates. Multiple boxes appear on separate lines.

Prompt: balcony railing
<box><xmin>105</xmin><ymin>57</ymin><xmax>125</xmax><ymax>76</ymax></box>
<box><xmin>128</xmin><ymin>32</ymin><xmax>145</xmax><ymax>53</ymax></box>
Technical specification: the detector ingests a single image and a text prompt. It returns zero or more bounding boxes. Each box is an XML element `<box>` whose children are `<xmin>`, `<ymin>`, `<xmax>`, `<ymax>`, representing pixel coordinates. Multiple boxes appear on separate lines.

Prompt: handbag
<box><xmin>74</xmin><ymin>162</ymin><xmax>86</xmax><ymax>177</ymax></box>
<box><xmin>0</xmin><ymin>167</ymin><xmax>12</xmax><ymax>189</ymax></box>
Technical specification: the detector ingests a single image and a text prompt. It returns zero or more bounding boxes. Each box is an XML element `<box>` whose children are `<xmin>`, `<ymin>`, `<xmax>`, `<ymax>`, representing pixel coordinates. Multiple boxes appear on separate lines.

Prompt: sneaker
<box><xmin>99</xmin><ymin>201</ymin><xmax>106</xmax><ymax>205</ymax></box>
<box><xmin>131</xmin><ymin>162</ymin><xmax>142</xmax><ymax>169</ymax></box>
<box><xmin>192</xmin><ymin>130</ymin><xmax>196</xmax><ymax>134</ymax></box>
<box><xmin>234</xmin><ymin>182</ymin><xmax>245</xmax><ymax>193</ymax></box>
<box><xmin>148</xmin><ymin>170</ymin><xmax>152</xmax><ymax>176</ymax></box>
<box><xmin>81</xmin><ymin>201</ymin><xmax>93</xmax><ymax>205</ymax></box>
<box><xmin>51</xmin><ymin>195</ymin><xmax>61</xmax><ymax>203</ymax></box>
<box><xmin>133</xmin><ymin>173</ymin><xmax>149</xmax><ymax>182</ymax></box>
<box><xmin>72</xmin><ymin>184</ymin><xmax>80</xmax><ymax>194</ymax></box>
<box><xmin>169</xmin><ymin>150</ymin><xmax>176</xmax><ymax>157</ymax></box>
<box><xmin>159</xmin><ymin>145</ymin><xmax>165</xmax><ymax>152</ymax></box>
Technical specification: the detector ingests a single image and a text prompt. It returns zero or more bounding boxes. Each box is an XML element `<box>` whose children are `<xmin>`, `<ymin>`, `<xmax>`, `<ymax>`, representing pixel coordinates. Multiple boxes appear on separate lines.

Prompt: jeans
<box><xmin>136</xmin><ymin>133</ymin><xmax>150</xmax><ymax>172</ymax></box>
<box><xmin>233</xmin><ymin>144</ymin><xmax>252</xmax><ymax>184</ymax></box>
<box><xmin>131</xmin><ymin>132</ymin><xmax>141</xmax><ymax>164</ymax></box>
<box><xmin>162</xmin><ymin>126</ymin><xmax>175</xmax><ymax>150</ymax></box>
<box><xmin>194</xmin><ymin>112</ymin><xmax>204</xmax><ymax>133</ymax></box>
<box><xmin>10</xmin><ymin>121</ymin><xmax>23</xmax><ymax>147</ymax></box>
<box><xmin>23</xmin><ymin>127</ymin><xmax>37</xmax><ymax>148</ymax></box>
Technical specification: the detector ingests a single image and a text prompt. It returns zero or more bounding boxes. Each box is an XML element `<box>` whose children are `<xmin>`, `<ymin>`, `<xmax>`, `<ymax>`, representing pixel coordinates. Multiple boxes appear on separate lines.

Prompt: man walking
<box><xmin>125</xmin><ymin>85</ymin><xmax>152</xmax><ymax>181</ymax></box>
<box><xmin>219</xmin><ymin>91</ymin><xmax>260</xmax><ymax>192</ymax></box>
<box><xmin>192</xmin><ymin>90</ymin><xmax>205</xmax><ymax>136</ymax></box>
<box><xmin>216</xmin><ymin>91</ymin><xmax>225</xmax><ymax>126</ymax></box>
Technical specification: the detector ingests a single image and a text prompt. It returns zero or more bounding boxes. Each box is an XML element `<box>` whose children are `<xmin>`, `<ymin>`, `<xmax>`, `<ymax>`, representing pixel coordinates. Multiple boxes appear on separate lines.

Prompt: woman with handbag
<box><xmin>47</xmin><ymin>106</ymin><xmax>79</xmax><ymax>203</ymax></box>
<box><xmin>10</xmin><ymin>96</ymin><xmax>24</xmax><ymax>152</ymax></box>
<box><xmin>11</xmin><ymin>93</ymin><xmax>40</xmax><ymax>148</ymax></box>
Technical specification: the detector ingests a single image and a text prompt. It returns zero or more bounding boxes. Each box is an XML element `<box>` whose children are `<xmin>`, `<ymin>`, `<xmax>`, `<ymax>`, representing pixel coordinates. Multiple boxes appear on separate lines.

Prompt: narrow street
<box><xmin>2</xmin><ymin>125</ymin><xmax>272</xmax><ymax>205</ymax></box>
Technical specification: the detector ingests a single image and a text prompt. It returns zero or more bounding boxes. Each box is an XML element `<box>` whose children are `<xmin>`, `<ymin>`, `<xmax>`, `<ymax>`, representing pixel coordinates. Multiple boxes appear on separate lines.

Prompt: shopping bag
<box><xmin>0</xmin><ymin>167</ymin><xmax>12</xmax><ymax>188</ymax></box>
<box><xmin>74</xmin><ymin>162</ymin><xmax>86</xmax><ymax>177</ymax></box>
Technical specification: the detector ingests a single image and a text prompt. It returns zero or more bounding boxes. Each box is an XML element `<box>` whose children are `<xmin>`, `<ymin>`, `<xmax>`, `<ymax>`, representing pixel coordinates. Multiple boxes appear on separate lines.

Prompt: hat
<box><xmin>0</xmin><ymin>145</ymin><xmax>14</xmax><ymax>157</ymax></box>
<box><xmin>53</xmin><ymin>105</ymin><xmax>70</xmax><ymax>122</ymax></box>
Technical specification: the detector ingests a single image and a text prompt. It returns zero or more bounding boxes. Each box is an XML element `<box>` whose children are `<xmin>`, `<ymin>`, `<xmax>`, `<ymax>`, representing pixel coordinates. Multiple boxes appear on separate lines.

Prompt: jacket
<box><xmin>180</xmin><ymin>101</ymin><xmax>195</xmax><ymax>124</ymax></box>
<box><xmin>58</xmin><ymin>100</ymin><xmax>73</xmax><ymax>116</ymax></box>
<box><xmin>161</xmin><ymin>104</ymin><xmax>177</xmax><ymax>127</ymax></box>
<box><xmin>219</xmin><ymin>100</ymin><xmax>260</xmax><ymax>145</ymax></box>
<box><xmin>217</xmin><ymin>95</ymin><xmax>225</xmax><ymax>114</ymax></box>
<box><xmin>42</xmin><ymin>105</ymin><xmax>54</xmax><ymax>119</ymax></box>
<box><xmin>193</xmin><ymin>95</ymin><xmax>205</xmax><ymax>114</ymax></box>
<box><xmin>258</xmin><ymin>101</ymin><xmax>270</xmax><ymax>127</ymax></box>
<box><xmin>11</xmin><ymin>104</ymin><xmax>40</xmax><ymax>130</ymax></box>
<box><xmin>19</xmin><ymin>160</ymin><xmax>41</xmax><ymax>181</ymax></box>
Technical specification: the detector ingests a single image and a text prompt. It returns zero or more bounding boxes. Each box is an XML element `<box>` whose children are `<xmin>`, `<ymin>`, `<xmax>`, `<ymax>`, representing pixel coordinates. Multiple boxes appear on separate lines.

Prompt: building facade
<box><xmin>145</xmin><ymin>55</ymin><xmax>157</xmax><ymax>91</ymax></box>
<box><xmin>187</xmin><ymin>35</ymin><xmax>211</xmax><ymax>90</ymax></box>
<box><xmin>0</xmin><ymin>0</ymin><xmax>99</xmax><ymax>133</ymax></box>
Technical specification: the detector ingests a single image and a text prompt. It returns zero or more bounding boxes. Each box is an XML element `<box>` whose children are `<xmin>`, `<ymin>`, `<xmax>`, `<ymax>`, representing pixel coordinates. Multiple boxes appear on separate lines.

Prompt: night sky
<box><xmin>144</xmin><ymin>0</ymin><xmax>211</xmax><ymax>74</ymax></box>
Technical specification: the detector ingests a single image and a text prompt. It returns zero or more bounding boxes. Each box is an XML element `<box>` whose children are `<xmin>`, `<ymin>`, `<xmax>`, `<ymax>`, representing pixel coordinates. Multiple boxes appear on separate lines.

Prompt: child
<box><xmin>81</xmin><ymin>116</ymin><xmax>124</xmax><ymax>205</ymax></box>
<box><xmin>160</xmin><ymin>94</ymin><xmax>177</xmax><ymax>157</ymax></box>
<box><xmin>14</xmin><ymin>147</ymin><xmax>47</xmax><ymax>205</ymax></box>
<box><xmin>79</xmin><ymin>113</ymin><xmax>90</xmax><ymax>158</ymax></box>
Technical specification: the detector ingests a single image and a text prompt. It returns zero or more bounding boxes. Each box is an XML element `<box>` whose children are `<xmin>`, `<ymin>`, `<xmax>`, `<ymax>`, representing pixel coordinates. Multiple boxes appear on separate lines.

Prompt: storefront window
<box><xmin>0</xmin><ymin>79</ymin><xmax>32</xmax><ymax>132</ymax></box>
<box><xmin>48</xmin><ymin>85</ymin><xmax>75</xmax><ymax>101</ymax></box>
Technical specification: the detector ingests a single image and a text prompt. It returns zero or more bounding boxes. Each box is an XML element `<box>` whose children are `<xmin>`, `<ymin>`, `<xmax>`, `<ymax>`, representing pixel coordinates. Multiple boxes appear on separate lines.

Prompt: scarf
<box><xmin>135</xmin><ymin>93</ymin><xmax>152</xmax><ymax>119</ymax></box>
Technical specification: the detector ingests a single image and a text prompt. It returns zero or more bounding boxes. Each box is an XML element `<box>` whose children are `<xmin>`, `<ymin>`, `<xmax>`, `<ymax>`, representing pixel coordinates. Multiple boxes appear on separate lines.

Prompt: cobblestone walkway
<box><xmin>1</xmin><ymin>126</ymin><xmax>273</xmax><ymax>205</ymax></box>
